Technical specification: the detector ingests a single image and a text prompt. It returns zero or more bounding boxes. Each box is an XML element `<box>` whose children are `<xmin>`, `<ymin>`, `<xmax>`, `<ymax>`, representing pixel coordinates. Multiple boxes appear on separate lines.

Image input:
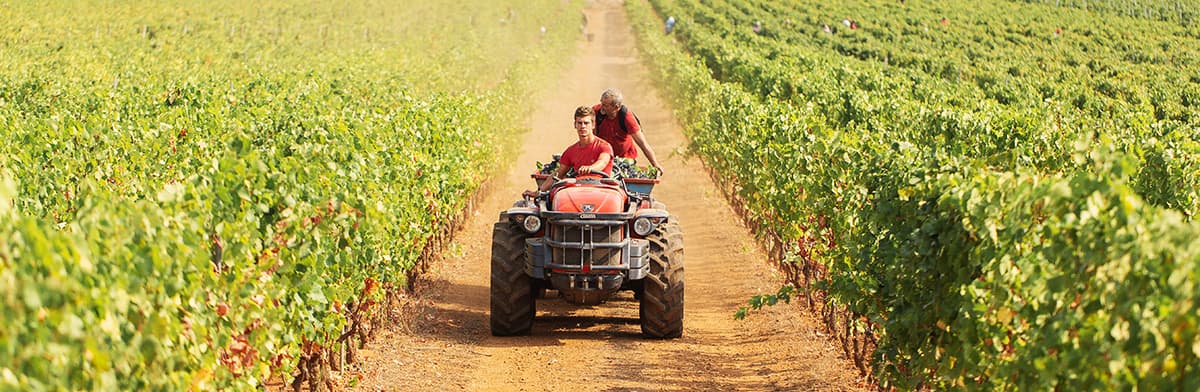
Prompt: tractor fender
<box><xmin>633</xmin><ymin>208</ymin><xmax>670</xmax><ymax>221</ymax></box>
<box><xmin>501</xmin><ymin>206</ymin><xmax>539</xmax><ymax>220</ymax></box>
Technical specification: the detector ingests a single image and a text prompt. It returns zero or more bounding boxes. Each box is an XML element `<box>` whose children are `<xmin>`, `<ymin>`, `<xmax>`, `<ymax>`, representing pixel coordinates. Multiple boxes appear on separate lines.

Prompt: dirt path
<box><xmin>351</xmin><ymin>1</ymin><xmax>864</xmax><ymax>390</ymax></box>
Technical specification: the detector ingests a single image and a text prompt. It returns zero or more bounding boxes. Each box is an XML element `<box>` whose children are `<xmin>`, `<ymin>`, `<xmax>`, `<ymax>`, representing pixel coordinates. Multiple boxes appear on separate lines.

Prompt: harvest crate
<box><xmin>622</xmin><ymin>177</ymin><xmax>659</xmax><ymax>194</ymax></box>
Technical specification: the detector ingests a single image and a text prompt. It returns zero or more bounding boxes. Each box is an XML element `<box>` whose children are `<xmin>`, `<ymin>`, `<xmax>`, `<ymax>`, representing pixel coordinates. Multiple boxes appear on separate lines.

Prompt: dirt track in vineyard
<box><xmin>351</xmin><ymin>1</ymin><xmax>864</xmax><ymax>390</ymax></box>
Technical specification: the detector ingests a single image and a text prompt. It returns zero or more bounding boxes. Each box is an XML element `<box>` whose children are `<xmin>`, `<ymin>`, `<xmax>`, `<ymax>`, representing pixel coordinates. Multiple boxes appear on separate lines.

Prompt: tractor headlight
<box><xmin>633</xmin><ymin>217</ymin><xmax>655</xmax><ymax>236</ymax></box>
<box><xmin>521</xmin><ymin>215</ymin><xmax>542</xmax><ymax>233</ymax></box>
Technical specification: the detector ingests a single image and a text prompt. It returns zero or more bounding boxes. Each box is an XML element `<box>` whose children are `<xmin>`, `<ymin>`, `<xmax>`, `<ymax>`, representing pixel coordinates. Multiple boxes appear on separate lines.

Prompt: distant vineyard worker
<box><xmin>665</xmin><ymin>16</ymin><xmax>676</xmax><ymax>34</ymax></box>
<box><xmin>581</xmin><ymin>12</ymin><xmax>594</xmax><ymax>41</ymax></box>
<box><xmin>592</xmin><ymin>88</ymin><xmax>665</xmax><ymax>176</ymax></box>
<box><xmin>524</xmin><ymin>106</ymin><xmax>614</xmax><ymax>197</ymax></box>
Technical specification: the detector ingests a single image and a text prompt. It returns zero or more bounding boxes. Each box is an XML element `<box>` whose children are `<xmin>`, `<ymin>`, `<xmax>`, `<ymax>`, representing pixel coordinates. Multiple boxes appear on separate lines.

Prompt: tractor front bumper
<box><xmin>525</xmin><ymin>237</ymin><xmax>649</xmax><ymax>280</ymax></box>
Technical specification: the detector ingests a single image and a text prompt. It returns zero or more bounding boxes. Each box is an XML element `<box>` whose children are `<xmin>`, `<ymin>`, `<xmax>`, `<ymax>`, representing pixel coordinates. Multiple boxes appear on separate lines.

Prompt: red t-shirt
<box><xmin>592</xmin><ymin>104</ymin><xmax>640</xmax><ymax>159</ymax></box>
<box><xmin>560</xmin><ymin>137</ymin><xmax>614</xmax><ymax>176</ymax></box>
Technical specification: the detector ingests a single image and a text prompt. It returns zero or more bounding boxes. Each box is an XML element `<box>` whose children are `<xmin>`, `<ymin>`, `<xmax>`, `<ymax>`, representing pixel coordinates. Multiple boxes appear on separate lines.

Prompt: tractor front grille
<box><xmin>550</xmin><ymin>224</ymin><xmax>623</xmax><ymax>268</ymax></box>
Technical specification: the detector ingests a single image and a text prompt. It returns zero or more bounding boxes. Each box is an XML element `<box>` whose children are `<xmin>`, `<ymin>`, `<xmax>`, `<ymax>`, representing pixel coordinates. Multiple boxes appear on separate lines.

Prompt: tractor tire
<box><xmin>490</xmin><ymin>221</ymin><xmax>534</xmax><ymax>336</ymax></box>
<box><xmin>640</xmin><ymin>217</ymin><xmax>684</xmax><ymax>338</ymax></box>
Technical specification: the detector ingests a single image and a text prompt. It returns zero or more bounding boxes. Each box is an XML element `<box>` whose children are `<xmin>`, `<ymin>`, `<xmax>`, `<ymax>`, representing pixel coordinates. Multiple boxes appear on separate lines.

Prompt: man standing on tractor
<box><xmin>593</xmin><ymin>88</ymin><xmax>665</xmax><ymax>176</ymax></box>
<box><xmin>524</xmin><ymin>106</ymin><xmax>614</xmax><ymax>197</ymax></box>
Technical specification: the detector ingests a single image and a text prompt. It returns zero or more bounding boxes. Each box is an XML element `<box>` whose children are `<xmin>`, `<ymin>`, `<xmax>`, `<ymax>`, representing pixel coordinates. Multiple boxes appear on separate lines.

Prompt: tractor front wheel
<box><xmin>640</xmin><ymin>217</ymin><xmax>684</xmax><ymax>338</ymax></box>
<box><xmin>490</xmin><ymin>221</ymin><xmax>534</xmax><ymax>336</ymax></box>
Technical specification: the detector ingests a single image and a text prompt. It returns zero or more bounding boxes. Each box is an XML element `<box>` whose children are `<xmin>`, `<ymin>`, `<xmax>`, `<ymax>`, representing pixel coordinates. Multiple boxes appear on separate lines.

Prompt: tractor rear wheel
<box><xmin>490</xmin><ymin>221</ymin><xmax>534</xmax><ymax>336</ymax></box>
<box><xmin>640</xmin><ymin>217</ymin><xmax>684</xmax><ymax>338</ymax></box>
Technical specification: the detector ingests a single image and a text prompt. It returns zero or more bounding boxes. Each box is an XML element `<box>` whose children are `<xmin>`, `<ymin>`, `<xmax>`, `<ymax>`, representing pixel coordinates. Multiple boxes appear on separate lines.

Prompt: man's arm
<box><xmin>580</xmin><ymin>152</ymin><xmax>612</xmax><ymax>174</ymax></box>
<box><xmin>538</xmin><ymin>164</ymin><xmax>572</xmax><ymax>192</ymax></box>
<box><xmin>631</xmin><ymin>132</ymin><xmax>664</xmax><ymax>176</ymax></box>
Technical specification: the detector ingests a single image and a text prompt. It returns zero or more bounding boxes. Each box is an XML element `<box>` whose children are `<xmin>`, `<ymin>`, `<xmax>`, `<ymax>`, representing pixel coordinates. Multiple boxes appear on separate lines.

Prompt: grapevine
<box><xmin>0</xmin><ymin>1</ymin><xmax>582</xmax><ymax>390</ymax></box>
<box><xmin>628</xmin><ymin>0</ymin><xmax>1200</xmax><ymax>389</ymax></box>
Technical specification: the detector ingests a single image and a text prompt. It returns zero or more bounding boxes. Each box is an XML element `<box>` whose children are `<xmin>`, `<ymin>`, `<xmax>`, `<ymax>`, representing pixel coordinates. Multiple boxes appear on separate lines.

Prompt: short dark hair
<box><xmin>575</xmin><ymin>106</ymin><xmax>594</xmax><ymax>119</ymax></box>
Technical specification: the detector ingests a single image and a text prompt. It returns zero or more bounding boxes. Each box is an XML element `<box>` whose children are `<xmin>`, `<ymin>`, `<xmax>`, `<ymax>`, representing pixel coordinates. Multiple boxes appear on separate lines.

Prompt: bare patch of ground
<box><xmin>351</xmin><ymin>1</ymin><xmax>867</xmax><ymax>390</ymax></box>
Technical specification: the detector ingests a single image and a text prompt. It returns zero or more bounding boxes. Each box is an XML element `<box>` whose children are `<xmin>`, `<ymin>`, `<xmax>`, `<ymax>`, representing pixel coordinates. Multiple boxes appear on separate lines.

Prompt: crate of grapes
<box><xmin>532</xmin><ymin>155</ymin><xmax>562</xmax><ymax>188</ymax></box>
<box><xmin>611</xmin><ymin>157</ymin><xmax>660</xmax><ymax>195</ymax></box>
<box><xmin>622</xmin><ymin>177</ymin><xmax>659</xmax><ymax>195</ymax></box>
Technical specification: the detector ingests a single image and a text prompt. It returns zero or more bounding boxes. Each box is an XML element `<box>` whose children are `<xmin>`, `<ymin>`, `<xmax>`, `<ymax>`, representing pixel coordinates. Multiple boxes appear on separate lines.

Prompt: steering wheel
<box><xmin>575</xmin><ymin>167</ymin><xmax>613</xmax><ymax>179</ymax></box>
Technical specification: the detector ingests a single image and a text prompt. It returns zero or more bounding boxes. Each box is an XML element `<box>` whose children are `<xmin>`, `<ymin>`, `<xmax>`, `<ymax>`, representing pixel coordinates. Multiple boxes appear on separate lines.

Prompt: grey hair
<box><xmin>600</xmin><ymin>88</ymin><xmax>624</xmax><ymax>105</ymax></box>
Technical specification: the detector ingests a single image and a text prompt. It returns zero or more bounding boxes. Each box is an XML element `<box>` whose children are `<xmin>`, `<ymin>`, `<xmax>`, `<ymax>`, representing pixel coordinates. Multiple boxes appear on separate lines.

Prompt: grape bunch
<box><xmin>535</xmin><ymin>156</ymin><xmax>658</xmax><ymax>179</ymax></box>
<box><xmin>536</xmin><ymin>155</ymin><xmax>559</xmax><ymax>174</ymax></box>
<box><xmin>536</xmin><ymin>154</ymin><xmax>575</xmax><ymax>177</ymax></box>
<box><xmin>612</xmin><ymin>157</ymin><xmax>660</xmax><ymax>180</ymax></box>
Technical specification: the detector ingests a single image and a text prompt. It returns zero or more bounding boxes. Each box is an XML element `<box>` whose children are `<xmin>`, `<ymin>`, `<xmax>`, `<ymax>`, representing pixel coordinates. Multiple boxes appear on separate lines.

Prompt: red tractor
<box><xmin>490</xmin><ymin>168</ymin><xmax>684</xmax><ymax>338</ymax></box>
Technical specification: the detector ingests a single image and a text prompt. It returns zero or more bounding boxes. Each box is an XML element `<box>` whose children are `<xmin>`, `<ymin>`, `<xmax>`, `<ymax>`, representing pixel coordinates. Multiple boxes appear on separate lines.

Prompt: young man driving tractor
<box><xmin>524</xmin><ymin>106</ymin><xmax>613</xmax><ymax>197</ymax></box>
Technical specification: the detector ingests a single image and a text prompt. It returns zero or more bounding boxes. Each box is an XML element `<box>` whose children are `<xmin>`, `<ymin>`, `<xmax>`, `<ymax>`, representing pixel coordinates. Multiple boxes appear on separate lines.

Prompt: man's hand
<box><xmin>653</xmin><ymin>163</ymin><xmax>666</xmax><ymax>177</ymax></box>
<box><xmin>522</xmin><ymin>190</ymin><xmax>540</xmax><ymax>199</ymax></box>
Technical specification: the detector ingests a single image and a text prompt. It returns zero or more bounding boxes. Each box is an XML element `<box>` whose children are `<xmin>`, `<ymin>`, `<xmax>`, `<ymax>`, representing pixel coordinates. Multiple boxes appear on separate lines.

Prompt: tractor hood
<box><xmin>551</xmin><ymin>186</ymin><xmax>625</xmax><ymax>213</ymax></box>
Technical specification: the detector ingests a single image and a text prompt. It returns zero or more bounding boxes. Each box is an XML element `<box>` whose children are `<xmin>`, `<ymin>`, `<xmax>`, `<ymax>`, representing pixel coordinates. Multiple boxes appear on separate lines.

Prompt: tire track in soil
<box><xmin>350</xmin><ymin>1</ymin><xmax>866</xmax><ymax>390</ymax></box>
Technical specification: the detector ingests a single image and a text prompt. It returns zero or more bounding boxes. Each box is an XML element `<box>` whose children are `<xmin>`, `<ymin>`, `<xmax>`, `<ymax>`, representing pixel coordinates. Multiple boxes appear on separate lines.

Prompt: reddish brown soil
<box><xmin>347</xmin><ymin>1</ymin><xmax>867</xmax><ymax>390</ymax></box>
